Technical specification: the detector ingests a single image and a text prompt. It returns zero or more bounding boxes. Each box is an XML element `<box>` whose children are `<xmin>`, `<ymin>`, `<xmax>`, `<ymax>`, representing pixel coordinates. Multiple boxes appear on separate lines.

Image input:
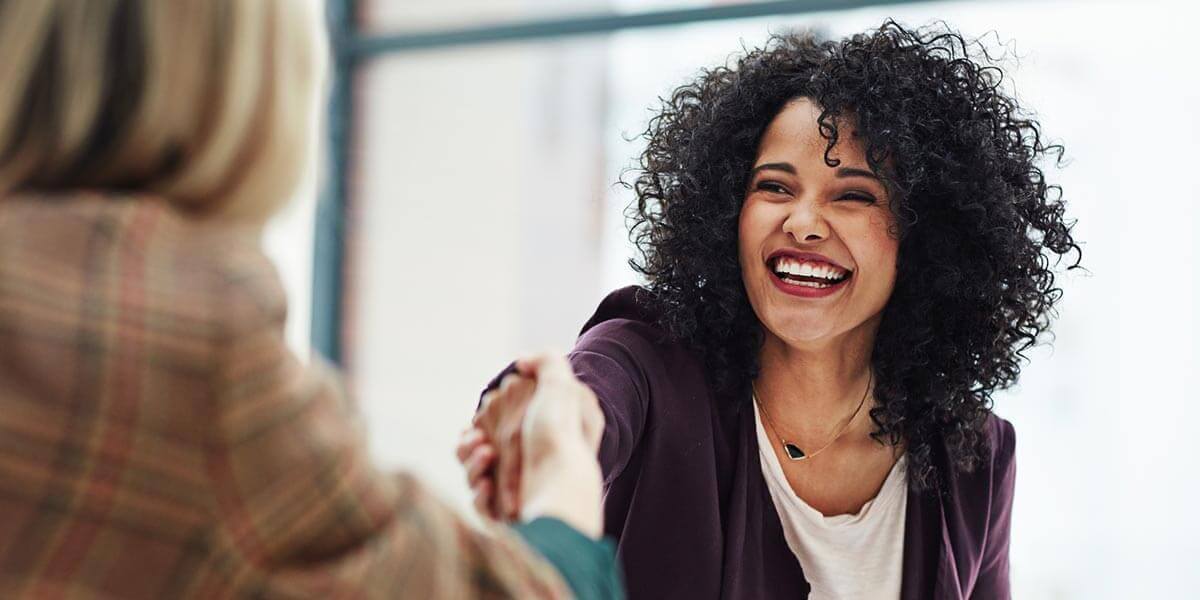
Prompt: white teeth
<box><xmin>772</xmin><ymin>257</ymin><xmax>848</xmax><ymax>281</ymax></box>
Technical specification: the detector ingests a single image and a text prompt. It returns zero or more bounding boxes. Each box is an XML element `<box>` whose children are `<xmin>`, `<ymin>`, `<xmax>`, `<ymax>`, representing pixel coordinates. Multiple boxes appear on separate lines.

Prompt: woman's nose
<box><xmin>782</xmin><ymin>199</ymin><xmax>829</xmax><ymax>243</ymax></box>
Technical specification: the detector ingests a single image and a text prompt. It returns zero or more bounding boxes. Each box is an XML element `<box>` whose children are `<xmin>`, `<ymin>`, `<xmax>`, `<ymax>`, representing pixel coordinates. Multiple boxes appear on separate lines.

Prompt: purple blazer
<box><xmin>489</xmin><ymin>286</ymin><xmax>1015</xmax><ymax>599</ymax></box>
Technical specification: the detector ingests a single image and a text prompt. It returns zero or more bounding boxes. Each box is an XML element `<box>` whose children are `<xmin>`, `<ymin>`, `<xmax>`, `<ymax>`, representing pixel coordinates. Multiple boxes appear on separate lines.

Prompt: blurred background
<box><xmin>265</xmin><ymin>0</ymin><xmax>1200</xmax><ymax>597</ymax></box>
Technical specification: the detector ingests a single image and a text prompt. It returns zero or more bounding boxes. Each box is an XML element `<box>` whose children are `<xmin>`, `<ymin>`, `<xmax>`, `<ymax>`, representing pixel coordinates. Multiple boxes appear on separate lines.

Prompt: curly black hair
<box><xmin>626</xmin><ymin>20</ymin><xmax>1081</xmax><ymax>490</ymax></box>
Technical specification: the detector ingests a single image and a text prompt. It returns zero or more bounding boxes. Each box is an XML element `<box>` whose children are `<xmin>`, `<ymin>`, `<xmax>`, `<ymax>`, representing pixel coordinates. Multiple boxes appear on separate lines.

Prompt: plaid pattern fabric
<box><xmin>0</xmin><ymin>194</ymin><xmax>570</xmax><ymax>599</ymax></box>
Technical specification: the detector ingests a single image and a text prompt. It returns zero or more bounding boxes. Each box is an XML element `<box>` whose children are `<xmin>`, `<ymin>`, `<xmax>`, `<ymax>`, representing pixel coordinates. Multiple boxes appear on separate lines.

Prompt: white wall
<box><xmin>350</xmin><ymin>33</ymin><xmax>610</xmax><ymax>506</ymax></box>
<box><xmin>263</xmin><ymin>180</ymin><xmax>317</xmax><ymax>358</ymax></box>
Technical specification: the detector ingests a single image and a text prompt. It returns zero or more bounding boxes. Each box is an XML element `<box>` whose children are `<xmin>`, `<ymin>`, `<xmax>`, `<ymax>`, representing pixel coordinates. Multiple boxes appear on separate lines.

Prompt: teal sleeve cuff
<box><xmin>513</xmin><ymin>517</ymin><xmax>624</xmax><ymax>600</ymax></box>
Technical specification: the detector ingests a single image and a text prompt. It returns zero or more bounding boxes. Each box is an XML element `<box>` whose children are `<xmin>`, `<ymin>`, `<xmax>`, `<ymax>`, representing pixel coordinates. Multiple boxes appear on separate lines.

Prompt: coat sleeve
<box><xmin>201</xmin><ymin>255</ymin><xmax>574</xmax><ymax>599</ymax></box>
<box><xmin>971</xmin><ymin>417</ymin><xmax>1016</xmax><ymax>599</ymax></box>
<box><xmin>569</xmin><ymin>319</ymin><xmax>654</xmax><ymax>486</ymax></box>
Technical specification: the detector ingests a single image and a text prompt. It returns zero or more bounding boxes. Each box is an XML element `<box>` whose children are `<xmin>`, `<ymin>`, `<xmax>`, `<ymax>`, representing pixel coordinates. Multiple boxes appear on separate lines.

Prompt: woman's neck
<box><xmin>754</xmin><ymin>326</ymin><xmax>877</xmax><ymax>438</ymax></box>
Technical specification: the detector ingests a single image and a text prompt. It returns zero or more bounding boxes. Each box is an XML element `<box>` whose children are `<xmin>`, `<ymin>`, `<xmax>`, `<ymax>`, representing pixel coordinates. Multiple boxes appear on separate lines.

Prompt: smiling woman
<box><xmin>739</xmin><ymin>100</ymin><xmax>903</xmax><ymax>518</ymax></box>
<box><xmin>461</xmin><ymin>19</ymin><xmax>1081</xmax><ymax>600</ymax></box>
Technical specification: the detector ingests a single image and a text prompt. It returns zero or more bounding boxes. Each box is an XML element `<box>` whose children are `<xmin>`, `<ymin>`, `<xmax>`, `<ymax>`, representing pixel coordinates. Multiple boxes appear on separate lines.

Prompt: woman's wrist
<box><xmin>520</xmin><ymin>440</ymin><xmax>603</xmax><ymax>538</ymax></box>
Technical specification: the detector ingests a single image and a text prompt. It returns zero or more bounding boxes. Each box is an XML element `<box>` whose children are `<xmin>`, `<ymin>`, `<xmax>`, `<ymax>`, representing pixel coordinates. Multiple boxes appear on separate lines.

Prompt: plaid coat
<box><xmin>0</xmin><ymin>194</ymin><xmax>570</xmax><ymax>598</ymax></box>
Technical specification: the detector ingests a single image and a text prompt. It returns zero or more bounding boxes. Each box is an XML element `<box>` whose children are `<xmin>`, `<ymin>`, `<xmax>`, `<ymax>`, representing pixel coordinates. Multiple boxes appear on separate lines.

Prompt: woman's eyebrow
<box><xmin>835</xmin><ymin>166</ymin><xmax>880</xmax><ymax>180</ymax></box>
<box><xmin>750</xmin><ymin>162</ymin><xmax>796</xmax><ymax>175</ymax></box>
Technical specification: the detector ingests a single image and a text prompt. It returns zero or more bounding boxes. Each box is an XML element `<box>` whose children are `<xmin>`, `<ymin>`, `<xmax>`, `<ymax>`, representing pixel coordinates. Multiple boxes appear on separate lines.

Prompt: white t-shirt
<box><xmin>754</xmin><ymin>402</ymin><xmax>908</xmax><ymax>600</ymax></box>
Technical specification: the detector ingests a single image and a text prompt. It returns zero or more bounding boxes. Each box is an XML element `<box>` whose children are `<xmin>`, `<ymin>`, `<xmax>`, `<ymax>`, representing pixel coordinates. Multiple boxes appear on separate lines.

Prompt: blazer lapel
<box><xmin>723</xmin><ymin>400</ymin><xmax>811</xmax><ymax>599</ymax></box>
<box><xmin>934</xmin><ymin>499</ymin><xmax>963</xmax><ymax>599</ymax></box>
<box><xmin>901</xmin><ymin>483</ymin><xmax>954</xmax><ymax>599</ymax></box>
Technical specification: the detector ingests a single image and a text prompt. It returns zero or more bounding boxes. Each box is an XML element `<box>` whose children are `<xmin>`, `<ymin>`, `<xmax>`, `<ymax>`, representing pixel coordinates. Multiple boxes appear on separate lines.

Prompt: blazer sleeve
<box><xmin>570</xmin><ymin>319</ymin><xmax>654</xmax><ymax>486</ymax></box>
<box><xmin>971</xmin><ymin>417</ymin><xmax>1016</xmax><ymax>599</ymax></box>
<box><xmin>202</xmin><ymin>256</ymin><xmax>573</xmax><ymax>599</ymax></box>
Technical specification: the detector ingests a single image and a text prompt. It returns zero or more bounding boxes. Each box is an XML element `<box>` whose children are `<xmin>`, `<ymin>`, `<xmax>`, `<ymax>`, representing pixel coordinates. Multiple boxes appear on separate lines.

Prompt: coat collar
<box><xmin>901</xmin><ymin>482</ymin><xmax>961</xmax><ymax>599</ymax></box>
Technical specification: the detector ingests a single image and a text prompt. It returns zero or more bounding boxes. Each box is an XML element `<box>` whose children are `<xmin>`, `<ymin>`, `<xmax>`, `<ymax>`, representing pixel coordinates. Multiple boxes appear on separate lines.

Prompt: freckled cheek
<box><xmin>858</xmin><ymin>212</ymin><xmax>900</xmax><ymax>269</ymax></box>
<box><xmin>868</xmin><ymin>235</ymin><xmax>900</xmax><ymax>272</ymax></box>
<box><xmin>845</xmin><ymin>221</ymin><xmax>899</xmax><ymax>296</ymax></box>
<box><xmin>736</xmin><ymin>207</ymin><xmax>768</xmax><ymax>273</ymax></box>
<box><xmin>860</xmin><ymin>236</ymin><xmax>900</xmax><ymax>302</ymax></box>
<box><xmin>737</xmin><ymin>209</ymin><xmax>778</xmax><ymax>315</ymax></box>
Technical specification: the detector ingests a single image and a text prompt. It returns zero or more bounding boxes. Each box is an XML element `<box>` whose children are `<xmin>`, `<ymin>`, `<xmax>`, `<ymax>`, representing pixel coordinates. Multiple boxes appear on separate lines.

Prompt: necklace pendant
<box><xmin>783</xmin><ymin>442</ymin><xmax>807</xmax><ymax>461</ymax></box>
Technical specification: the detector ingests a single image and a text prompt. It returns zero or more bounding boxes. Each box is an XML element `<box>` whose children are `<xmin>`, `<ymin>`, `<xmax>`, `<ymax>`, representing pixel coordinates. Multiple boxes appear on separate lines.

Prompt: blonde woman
<box><xmin>0</xmin><ymin>1</ymin><xmax>619</xmax><ymax>598</ymax></box>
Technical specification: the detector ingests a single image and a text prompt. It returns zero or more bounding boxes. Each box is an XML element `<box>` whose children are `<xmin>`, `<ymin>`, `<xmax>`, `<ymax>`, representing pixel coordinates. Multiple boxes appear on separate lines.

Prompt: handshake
<box><xmin>457</xmin><ymin>354</ymin><xmax>607</xmax><ymax>538</ymax></box>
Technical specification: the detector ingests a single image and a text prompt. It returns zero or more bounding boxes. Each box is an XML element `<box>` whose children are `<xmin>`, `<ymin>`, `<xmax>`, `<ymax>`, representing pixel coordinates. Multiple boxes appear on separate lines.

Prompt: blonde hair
<box><xmin>0</xmin><ymin>0</ymin><xmax>324</xmax><ymax>220</ymax></box>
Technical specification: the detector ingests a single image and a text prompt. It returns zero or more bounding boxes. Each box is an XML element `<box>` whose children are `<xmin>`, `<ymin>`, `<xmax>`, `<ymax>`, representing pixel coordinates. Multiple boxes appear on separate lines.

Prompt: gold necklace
<box><xmin>752</xmin><ymin>371</ymin><xmax>872</xmax><ymax>462</ymax></box>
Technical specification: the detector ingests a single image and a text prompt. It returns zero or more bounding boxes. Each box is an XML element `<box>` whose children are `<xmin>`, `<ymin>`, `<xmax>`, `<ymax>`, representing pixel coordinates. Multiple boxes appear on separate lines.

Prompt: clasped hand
<box><xmin>457</xmin><ymin>354</ymin><xmax>605</xmax><ymax>538</ymax></box>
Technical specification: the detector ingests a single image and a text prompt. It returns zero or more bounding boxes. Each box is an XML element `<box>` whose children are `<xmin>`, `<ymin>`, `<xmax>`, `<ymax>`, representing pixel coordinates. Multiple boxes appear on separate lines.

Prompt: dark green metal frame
<box><xmin>312</xmin><ymin>0</ymin><xmax>939</xmax><ymax>362</ymax></box>
<box><xmin>311</xmin><ymin>0</ymin><xmax>356</xmax><ymax>364</ymax></box>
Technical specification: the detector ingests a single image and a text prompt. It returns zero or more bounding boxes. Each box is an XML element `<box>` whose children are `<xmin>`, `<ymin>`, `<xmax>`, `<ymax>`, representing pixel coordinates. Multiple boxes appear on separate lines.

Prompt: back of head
<box><xmin>0</xmin><ymin>0</ymin><xmax>323</xmax><ymax>221</ymax></box>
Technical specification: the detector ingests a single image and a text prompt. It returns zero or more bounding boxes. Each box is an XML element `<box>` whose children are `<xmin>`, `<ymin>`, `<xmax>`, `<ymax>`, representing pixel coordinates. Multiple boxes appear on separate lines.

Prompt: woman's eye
<box><xmin>838</xmin><ymin>191</ymin><xmax>877</xmax><ymax>204</ymax></box>
<box><xmin>755</xmin><ymin>181</ymin><xmax>789</xmax><ymax>194</ymax></box>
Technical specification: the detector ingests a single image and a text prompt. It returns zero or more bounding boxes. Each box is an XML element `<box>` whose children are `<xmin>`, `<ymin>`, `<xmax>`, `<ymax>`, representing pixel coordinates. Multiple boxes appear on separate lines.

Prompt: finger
<box><xmin>456</xmin><ymin>428</ymin><xmax>485</xmax><ymax>462</ymax></box>
<box><xmin>479</xmin><ymin>389</ymin><xmax>497</xmax><ymax>410</ymax></box>
<box><xmin>473</xmin><ymin>479</ymin><xmax>496</xmax><ymax>519</ymax></box>
<box><xmin>465</xmin><ymin>444</ymin><xmax>497</xmax><ymax>483</ymax></box>
<box><xmin>497</xmin><ymin>435</ymin><xmax>523</xmax><ymax>520</ymax></box>
<box><xmin>498</xmin><ymin>373</ymin><xmax>523</xmax><ymax>394</ymax></box>
<box><xmin>503</xmin><ymin>464</ymin><xmax>522</xmax><ymax>522</ymax></box>
<box><xmin>474</xmin><ymin>392</ymin><xmax>497</xmax><ymax>429</ymax></box>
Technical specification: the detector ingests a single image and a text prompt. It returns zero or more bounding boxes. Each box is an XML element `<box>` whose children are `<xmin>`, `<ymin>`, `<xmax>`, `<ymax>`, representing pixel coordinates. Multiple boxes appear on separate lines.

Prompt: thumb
<box><xmin>514</xmin><ymin>351</ymin><xmax>572</xmax><ymax>382</ymax></box>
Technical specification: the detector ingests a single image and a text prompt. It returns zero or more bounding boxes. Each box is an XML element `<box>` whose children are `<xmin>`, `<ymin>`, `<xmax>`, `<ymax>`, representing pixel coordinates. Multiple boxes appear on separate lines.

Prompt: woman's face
<box><xmin>738</xmin><ymin>99</ymin><xmax>899</xmax><ymax>349</ymax></box>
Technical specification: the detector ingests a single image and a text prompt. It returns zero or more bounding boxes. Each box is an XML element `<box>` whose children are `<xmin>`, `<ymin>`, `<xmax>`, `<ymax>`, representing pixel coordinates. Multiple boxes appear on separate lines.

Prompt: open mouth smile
<box><xmin>766</xmin><ymin>252</ymin><xmax>853</xmax><ymax>298</ymax></box>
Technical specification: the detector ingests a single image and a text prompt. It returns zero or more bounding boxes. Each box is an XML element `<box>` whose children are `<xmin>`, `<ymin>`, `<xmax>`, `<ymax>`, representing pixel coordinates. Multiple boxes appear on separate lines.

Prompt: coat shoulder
<box><xmin>984</xmin><ymin>413</ymin><xmax>1016</xmax><ymax>471</ymax></box>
